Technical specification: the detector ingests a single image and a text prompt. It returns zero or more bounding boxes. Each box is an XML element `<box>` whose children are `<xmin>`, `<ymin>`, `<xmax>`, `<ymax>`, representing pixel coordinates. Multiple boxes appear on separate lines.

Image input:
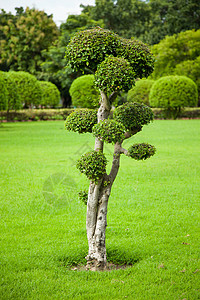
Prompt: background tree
<box><xmin>0</xmin><ymin>7</ymin><xmax>59</xmax><ymax>74</ymax></box>
<box><xmin>149</xmin><ymin>75</ymin><xmax>198</xmax><ymax>119</ymax></box>
<box><xmin>65</xmin><ymin>28</ymin><xmax>155</xmax><ymax>270</ymax></box>
<box><xmin>127</xmin><ymin>79</ymin><xmax>154</xmax><ymax>106</ymax></box>
<box><xmin>38</xmin><ymin>81</ymin><xmax>60</xmax><ymax>108</ymax></box>
<box><xmin>69</xmin><ymin>75</ymin><xmax>100</xmax><ymax>108</ymax></box>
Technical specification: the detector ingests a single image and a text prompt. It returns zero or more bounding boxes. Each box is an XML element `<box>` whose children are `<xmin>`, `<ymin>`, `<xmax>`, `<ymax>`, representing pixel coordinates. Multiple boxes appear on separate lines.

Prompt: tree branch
<box><xmin>108</xmin><ymin>91</ymin><xmax>118</xmax><ymax>103</ymax></box>
<box><xmin>124</xmin><ymin>127</ymin><xmax>142</xmax><ymax>140</ymax></box>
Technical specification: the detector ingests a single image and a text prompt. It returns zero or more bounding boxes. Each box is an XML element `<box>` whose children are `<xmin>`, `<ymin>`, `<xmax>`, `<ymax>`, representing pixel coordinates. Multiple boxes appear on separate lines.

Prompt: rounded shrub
<box><xmin>92</xmin><ymin>119</ymin><xmax>126</xmax><ymax>144</ymax></box>
<box><xmin>128</xmin><ymin>143</ymin><xmax>156</xmax><ymax>160</ymax></box>
<box><xmin>0</xmin><ymin>73</ymin><xmax>8</xmax><ymax>111</ymax></box>
<box><xmin>69</xmin><ymin>75</ymin><xmax>100</xmax><ymax>108</ymax></box>
<box><xmin>65</xmin><ymin>109</ymin><xmax>97</xmax><ymax>133</ymax></box>
<box><xmin>95</xmin><ymin>56</ymin><xmax>135</xmax><ymax>94</ymax></box>
<box><xmin>8</xmin><ymin>71</ymin><xmax>42</xmax><ymax>108</ymax></box>
<box><xmin>113</xmin><ymin>102</ymin><xmax>154</xmax><ymax>131</ymax></box>
<box><xmin>127</xmin><ymin>79</ymin><xmax>154</xmax><ymax>106</ymax></box>
<box><xmin>39</xmin><ymin>81</ymin><xmax>60</xmax><ymax>108</ymax></box>
<box><xmin>76</xmin><ymin>150</ymin><xmax>107</xmax><ymax>183</ymax></box>
<box><xmin>149</xmin><ymin>75</ymin><xmax>198</xmax><ymax>118</ymax></box>
<box><xmin>0</xmin><ymin>71</ymin><xmax>21</xmax><ymax>111</ymax></box>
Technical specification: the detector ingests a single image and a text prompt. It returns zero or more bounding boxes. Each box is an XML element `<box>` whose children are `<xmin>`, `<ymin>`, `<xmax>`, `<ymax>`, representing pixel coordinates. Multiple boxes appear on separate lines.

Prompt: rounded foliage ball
<box><xmin>95</xmin><ymin>56</ymin><xmax>135</xmax><ymax>94</ymax></box>
<box><xmin>0</xmin><ymin>73</ymin><xmax>8</xmax><ymax>111</ymax></box>
<box><xmin>76</xmin><ymin>150</ymin><xmax>107</xmax><ymax>183</ymax></box>
<box><xmin>127</xmin><ymin>79</ymin><xmax>154</xmax><ymax>106</ymax></box>
<box><xmin>149</xmin><ymin>76</ymin><xmax>198</xmax><ymax>109</ymax></box>
<box><xmin>118</xmin><ymin>38</ymin><xmax>154</xmax><ymax>79</ymax></box>
<box><xmin>69</xmin><ymin>75</ymin><xmax>100</xmax><ymax>109</ymax></box>
<box><xmin>8</xmin><ymin>71</ymin><xmax>42</xmax><ymax>108</ymax></box>
<box><xmin>93</xmin><ymin>119</ymin><xmax>126</xmax><ymax>144</ymax></box>
<box><xmin>113</xmin><ymin>102</ymin><xmax>154</xmax><ymax>131</ymax></box>
<box><xmin>128</xmin><ymin>143</ymin><xmax>156</xmax><ymax>160</ymax></box>
<box><xmin>65</xmin><ymin>109</ymin><xmax>97</xmax><ymax>133</ymax></box>
<box><xmin>65</xmin><ymin>27</ymin><xmax>121</xmax><ymax>72</ymax></box>
<box><xmin>39</xmin><ymin>81</ymin><xmax>60</xmax><ymax>108</ymax></box>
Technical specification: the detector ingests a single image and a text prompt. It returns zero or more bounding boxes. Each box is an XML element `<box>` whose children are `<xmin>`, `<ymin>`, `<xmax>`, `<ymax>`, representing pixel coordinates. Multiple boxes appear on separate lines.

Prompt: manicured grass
<box><xmin>0</xmin><ymin>120</ymin><xmax>199</xmax><ymax>299</ymax></box>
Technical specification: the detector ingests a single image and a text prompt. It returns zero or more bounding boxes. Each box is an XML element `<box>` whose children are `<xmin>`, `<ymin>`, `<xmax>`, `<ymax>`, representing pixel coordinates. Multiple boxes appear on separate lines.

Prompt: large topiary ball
<box><xmin>0</xmin><ymin>71</ymin><xmax>21</xmax><ymax>111</ymax></box>
<box><xmin>39</xmin><ymin>81</ymin><xmax>60</xmax><ymax>108</ymax></box>
<box><xmin>127</xmin><ymin>79</ymin><xmax>154</xmax><ymax>106</ymax></box>
<box><xmin>149</xmin><ymin>75</ymin><xmax>198</xmax><ymax>118</ymax></box>
<box><xmin>8</xmin><ymin>71</ymin><xmax>42</xmax><ymax>108</ymax></box>
<box><xmin>95</xmin><ymin>56</ymin><xmax>135</xmax><ymax>94</ymax></box>
<box><xmin>0</xmin><ymin>73</ymin><xmax>8</xmax><ymax>111</ymax></box>
<box><xmin>69</xmin><ymin>75</ymin><xmax>100</xmax><ymax>108</ymax></box>
<box><xmin>113</xmin><ymin>102</ymin><xmax>154</xmax><ymax>131</ymax></box>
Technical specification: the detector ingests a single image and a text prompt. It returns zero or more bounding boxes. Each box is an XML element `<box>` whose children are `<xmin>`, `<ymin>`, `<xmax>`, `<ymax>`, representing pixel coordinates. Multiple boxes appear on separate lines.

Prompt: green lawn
<box><xmin>0</xmin><ymin>120</ymin><xmax>199</xmax><ymax>299</ymax></box>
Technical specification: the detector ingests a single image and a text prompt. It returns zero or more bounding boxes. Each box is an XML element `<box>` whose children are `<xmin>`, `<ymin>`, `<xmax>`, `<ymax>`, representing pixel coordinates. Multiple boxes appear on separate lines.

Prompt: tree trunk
<box><xmin>85</xmin><ymin>91</ymin><xmax>121</xmax><ymax>270</ymax></box>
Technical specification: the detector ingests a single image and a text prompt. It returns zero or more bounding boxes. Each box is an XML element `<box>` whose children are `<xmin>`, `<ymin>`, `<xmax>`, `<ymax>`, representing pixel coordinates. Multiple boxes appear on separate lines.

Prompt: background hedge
<box><xmin>127</xmin><ymin>79</ymin><xmax>154</xmax><ymax>106</ymax></box>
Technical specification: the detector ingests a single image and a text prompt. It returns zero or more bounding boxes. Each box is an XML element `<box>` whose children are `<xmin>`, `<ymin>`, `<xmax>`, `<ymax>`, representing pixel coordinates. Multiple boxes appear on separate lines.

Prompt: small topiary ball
<box><xmin>95</xmin><ymin>56</ymin><xmax>135</xmax><ymax>94</ymax></box>
<box><xmin>76</xmin><ymin>150</ymin><xmax>107</xmax><ymax>183</ymax></box>
<box><xmin>128</xmin><ymin>143</ymin><xmax>156</xmax><ymax>160</ymax></box>
<box><xmin>92</xmin><ymin>119</ymin><xmax>126</xmax><ymax>144</ymax></box>
<box><xmin>65</xmin><ymin>110</ymin><xmax>97</xmax><ymax>133</ymax></box>
<box><xmin>113</xmin><ymin>102</ymin><xmax>154</xmax><ymax>131</ymax></box>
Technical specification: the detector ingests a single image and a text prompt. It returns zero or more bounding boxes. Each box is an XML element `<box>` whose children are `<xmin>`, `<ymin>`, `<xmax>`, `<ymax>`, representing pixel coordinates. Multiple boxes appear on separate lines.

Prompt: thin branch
<box><xmin>124</xmin><ymin>127</ymin><xmax>142</xmax><ymax>140</ymax></box>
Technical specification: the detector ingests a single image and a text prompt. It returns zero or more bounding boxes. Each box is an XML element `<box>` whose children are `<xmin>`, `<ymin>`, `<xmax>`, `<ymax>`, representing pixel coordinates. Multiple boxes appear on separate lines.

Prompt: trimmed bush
<box><xmin>65</xmin><ymin>109</ymin><xmax>97</xmax><ymax>133</ymax></box>
<box><xmin>0</xmin><ymin>72</ymin><xmax>21</xmax><ymax>111</ymax></box>
<box><xmin>0</xmin><ymin>73</ymin><xmax>8</xmax><ymax>111</ymax></box>
<box><xmin>149</xmin><ymin>75</ymin><xmax>198</xmax><ymax>119</ymax></box>
<box><xmin>8</xmin><ymin>71</ymin><xmax>42</xmax><ymax>108</ymax></box>
<box><xmin>69</xmin><ymin>75</ymin><xmax>100</xmax><ymax>108</ymax></box>
<box><xmin>127</xmin><ymin>79</ymin><xmax>154</xmax><ymax>106</ymax></box>
<box><xmin>39</xmin><ymin>81</ymin><xmax>60</xmax><ymax>108</ymax></box>
<box><xmin>93</xmin><ymin>119</ymin><xmax>126</xmax><ymax>144</ymax></box>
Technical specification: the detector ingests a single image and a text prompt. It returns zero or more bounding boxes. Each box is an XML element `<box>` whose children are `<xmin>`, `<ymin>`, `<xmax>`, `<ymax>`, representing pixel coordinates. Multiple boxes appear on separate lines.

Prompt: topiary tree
<box><xmin>65</xmin><ymin>28</ymin><xmax>155</xmax><ymax>271</ymax></box>
<box><xmin>39</xmin><ymin>81</ymin><xmax>61</xmax><ymax>108</ymax></box>
<box><xmin>8</xmin><ymin>71</ymin><xmax>42</xmax><ymax>108</ymax></box>
<box><xmin>69</xmin><ymin>75</ymin><xmax>100</xmax><ymax>108</ymax></box>
<box><xmin>149</xmin><ymin>75</ymin><xmax>198</xmax><ymax>119</ymax></box>
<box><xmin>0</xmin><ymin>71</ymin><xmax>21</xmax><ymax>112</ymax></box>
<box><xmin>127</xmin><ymin>79</ymin><xmax>155</xmax><ymax>106</ymax></box>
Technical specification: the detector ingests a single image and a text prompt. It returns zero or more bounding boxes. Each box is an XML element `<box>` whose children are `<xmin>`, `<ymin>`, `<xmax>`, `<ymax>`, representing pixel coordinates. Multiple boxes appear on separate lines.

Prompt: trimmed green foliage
<box><xmin>149</xmin><ymin>75</ymin><xmax>198</xmax><ymax>119</ymax></box>
<box><xmin>113</xmin><ymin>102</ymin><xmax>154</xmax><ymax>131</ymax></box>
<box><xmin>95</xmin><ymin>56</ymin><xmax>135</xmax><ymax>94</ymax></box>
<box><xmin>69</xmin><ymin>75</ymin><xmax>100</xmax><ymax>108</ymax></box>
<box><xmin>127</xmin><ymin>79</ymin><xmax>154</xmax><ymax>106</ymax></box>
<box><xmin>65</xmin><ymin>109</ymin><xmax>97</xmax><ymax>133</ymax></box>
<box><xmin>128</xmin><ymin>143</ymin><xmax>156</xmax><ymax>160</ymax></box>
<box><xmin>65</xmin><ymin>28</ymin><xmax>121</xmax><ymax>72</ymax></box>
<box><xmin>93</xmin><ymin>119</ymin><xmax>125</xmax><ymax>144</ymax></box>
<box><xmin>76</xmin><ymin>150</ymin><xmax>107</xmax><ymax>183</ymax></box>
<box><xmin>0</xmin><ymin>71</ymin><xmax>21</xmax><ymax>111</ymax></box>
<box><xmin>39</xmin><ymin>81</ymin><xmax>60</xmax><ymax>108</ymax></box>
<box><xmin>8</xmin><ymin>71</ymin><xmax>42</xmax><ymax>108</ymax></box>
<box><xmin>0</xmin><ymin>73</ymin><xmax>8</xmax><ymax>111</ymax></box>
<box><xmin>78</xmin><ymin>190</ymin><xmax>88</xmax><ymax>205</ymax></box>
<box><xmin>118</xmin><ymin>38</ymin><xmax>154</xmax><ymax>79</ymax></box>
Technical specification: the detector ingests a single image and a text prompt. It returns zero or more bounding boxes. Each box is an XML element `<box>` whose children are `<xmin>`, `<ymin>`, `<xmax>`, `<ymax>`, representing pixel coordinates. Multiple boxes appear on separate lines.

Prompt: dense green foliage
<box><xmin>95</xmin><ymin>56</ymin><xmax>135</xmax><ymax>94</ymax></box>
<box><xmin>149</xmin><ymin>76</ymin><xmax>198</xmax><ymax>119</ymax></box>
<box><xmin>9</xmin><ymin>71</ymin><xmax>42</xmax><ymax>108</ymax></box>
<box><xmin>39</xmin><ymin>81</ymin><xmax>60</xmax><ymax>108</ymax></box>
<box><xmin>0</xmin><ymin>7</ymin><xmax>59</xmax><ymax>73</ymax></box>
<box><xmin>65</xmin><ymin>110</ymin><xmax>97</xmax><ymax>133</ymax></box>
<box><xmin>128</xmin><ymin>143</ymin><xmax>156</xmax><ymax>160</ymax></box>
<box><xmin>0</xmin><ymin>73</ymin><xmax>8</xmax><ymax>110</ymax></box>
<box><xmin>92</xmin><ymin>120</ymin><xmax>126</xmax><ymax>144</ymax></box>
<box><xmin>127</xmin><ymin>79</ymin><xmax>155</xmax><ymax>106</ymax></box>
<box><xmin>113</xmin><ymin>102</ymin><xmax>154</xmax><ymax>131</ymax></box>
<box><xmin>69</xmin><ymin>75</ymin><xmax>100</xmax><ymax>108</ymax></box>
<box><xmin>65</xmin><ymin>28</ymin><xmax>121</xmax><ymax>72</ymax></box>
<box><xmin>76</xmin><ymin>150</ymin><xmax>107</xmax><ymax>183</ymax></box>
<box><xmin>0</xmin><ymin>72</ymin><xmax>21</xmax><ymax>111</ymax></box>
